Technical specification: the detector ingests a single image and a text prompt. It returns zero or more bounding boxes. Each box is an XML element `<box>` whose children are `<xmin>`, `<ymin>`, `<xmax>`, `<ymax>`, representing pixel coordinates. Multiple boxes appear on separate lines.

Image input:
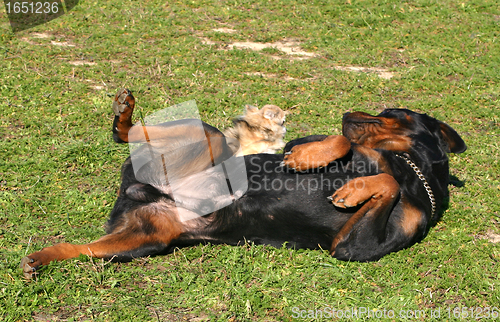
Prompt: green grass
<box><xmin>1</xmin><ymin>0</ymin><xmax>499</xmax><ymax>320</ymax></box>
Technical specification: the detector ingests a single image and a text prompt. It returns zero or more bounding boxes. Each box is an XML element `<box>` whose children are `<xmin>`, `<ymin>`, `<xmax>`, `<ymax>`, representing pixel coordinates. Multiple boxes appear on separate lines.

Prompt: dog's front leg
<box><xmin>328</xmin><ymin>173</ymin><xmax>400</xmax><ymax>261</ymax></box>
<box><xmin>282</xmin><ymin>135</ymin><xmax>351</xmax><ymax>171</ymax></box>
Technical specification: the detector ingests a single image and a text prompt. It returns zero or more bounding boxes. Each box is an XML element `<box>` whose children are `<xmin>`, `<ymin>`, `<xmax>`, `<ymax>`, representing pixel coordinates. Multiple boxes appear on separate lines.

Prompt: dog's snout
<box><xmin>343</xmin><ymin>112</ymin><xmax>382</xmax><ymax>125</ymax></box>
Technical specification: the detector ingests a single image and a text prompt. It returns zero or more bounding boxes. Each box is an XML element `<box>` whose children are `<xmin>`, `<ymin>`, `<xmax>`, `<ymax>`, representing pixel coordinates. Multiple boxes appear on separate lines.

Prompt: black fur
<box><xmin>108</xmin><ymin>109</ymin><xmax>466</xmax><ymax>262</ymax></box>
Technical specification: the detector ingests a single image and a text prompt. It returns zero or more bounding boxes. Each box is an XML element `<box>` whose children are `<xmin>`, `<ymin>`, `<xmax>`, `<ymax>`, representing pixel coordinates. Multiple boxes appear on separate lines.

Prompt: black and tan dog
<box><xmin>21</xmin><ymin>89</ymin><xmax>466</xmax><ymax>278</ymax></box>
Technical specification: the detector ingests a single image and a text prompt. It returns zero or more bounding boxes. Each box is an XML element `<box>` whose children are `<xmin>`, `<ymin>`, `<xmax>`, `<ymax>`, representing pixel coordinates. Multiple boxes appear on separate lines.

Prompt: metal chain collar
<box><xmin>395</xmin><ymin>154</ymin><xmax>436</xmax><ymax>216</ymax></box>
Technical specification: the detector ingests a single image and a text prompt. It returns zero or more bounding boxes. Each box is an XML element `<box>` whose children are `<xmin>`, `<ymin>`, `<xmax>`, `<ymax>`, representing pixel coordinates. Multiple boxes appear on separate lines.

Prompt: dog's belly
<box><xmin>191</xmin><ymin>153</ymin><xmax>373</xmax><ymax>250</ymax></box>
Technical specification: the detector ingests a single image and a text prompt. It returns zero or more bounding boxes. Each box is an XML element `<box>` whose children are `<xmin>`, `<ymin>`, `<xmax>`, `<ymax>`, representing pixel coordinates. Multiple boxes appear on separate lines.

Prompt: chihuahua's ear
<box><xmin>263</xmin><ymin>109</ymin><xmax>276</xmax><ymax>120</ymax></box>
<box><xmin>261</xmin><ymin>105</ymin><xmax>283</xmax><ymax>120</ymax></box>
<box><xmin>245</xmin><ymin>105</ymin><xmax>259</xmax><ymax>114</ymax></box>
<box><xmin>439</xmin><ymin>121</ymin><xmax>467</xmax><ymax>154</ymax></box>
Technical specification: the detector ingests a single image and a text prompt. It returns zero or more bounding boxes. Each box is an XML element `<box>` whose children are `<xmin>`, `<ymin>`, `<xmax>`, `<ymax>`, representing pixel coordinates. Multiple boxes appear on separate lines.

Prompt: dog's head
<box><xmin>342</xmin><ymin>109</ymin><xmax>467</xmax><ymax>157</ymax></box>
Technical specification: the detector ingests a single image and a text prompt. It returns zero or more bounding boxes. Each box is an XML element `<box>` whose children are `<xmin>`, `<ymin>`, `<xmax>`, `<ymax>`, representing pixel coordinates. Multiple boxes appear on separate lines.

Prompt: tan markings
<box><xmin>329</xmin><ymin>173</ymin><xmax>400</xmax><ymax>254</ymax></box>
<box><xmin>89</xmin><ymin>207</ymin><xmax>185</xmax><ymax>257</ymax></box>
<box><xmin>362</xmin><ymin>133</ymin><xmax>412</xmax><ymax>152</ymax></box>
<box><xmin>21</xmin><ymin>205</ymin><xmax>186</xmax><ymax>279</ymax></box>
<box><xmin>352</xmin><ymin>145</ymin><xmax>392</xmax><ymax>175</ymax></box>
<box><xmin>112</xmin><ymin>89</ymin><xmax>212</xmax><ymax>147</ymax></box>
<box><xmin>400</xmin><ymin>202</ymin><xmax>423</xmax><ymax>237</ymax></box>
<box><xmin>343</xmin><ymin>112</ymin><xmax>414</xmax><ymax>153</ymax></box>
<box><xmin>330</xmin><ymin>173</ymin><xmax>399</xmax><ymax>209</ymax></box>
<box><xmin>125</xmin><ymin>123</ymin><xmax>204</xmax><ymax>144</ymax></box>
<box><xmin>122</xmin><ymin>121</ymin><xmax>230</xmax><ymax>169</ymax></box>
<box><xmin>283</xmin><ymin>135</ymin><xmax>351</xmax><ymax>171</ymax></box>
<box><xmin>205</xmin><ymin>131</ymin><xmax>217</xmax><ymax>166</ymax></box>
<box><xmin>113</xmin><ymin>89</ymin><xmax>135</xmax><ymax>142</ymax></box>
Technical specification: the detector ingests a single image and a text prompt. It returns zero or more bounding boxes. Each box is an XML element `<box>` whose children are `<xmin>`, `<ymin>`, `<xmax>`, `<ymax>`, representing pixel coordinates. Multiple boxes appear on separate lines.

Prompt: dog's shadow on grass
<box><xmin>449</xmin><ymin>175</ymin><xmax>466</xmax><ymax>188</ymax></box>
<box><xmin>430</xmin><ymin>174</ymin><xmax>466</xmax><ymax>227</ymax></box>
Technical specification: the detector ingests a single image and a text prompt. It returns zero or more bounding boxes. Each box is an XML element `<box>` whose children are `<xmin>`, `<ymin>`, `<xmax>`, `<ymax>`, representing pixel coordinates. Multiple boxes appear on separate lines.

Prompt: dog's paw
<box><xmin>112</xmin><ymin>88</ymin><xmax>135</xmax><ymax>116</ymax></box>
<box><xmin>112</xmin><ymin>89</ymin><xmax>135</xmax><ymax>143</ymax></box>
<box><xmin>20</xmin><ymin>256</ymin><xmax>38</xmax><ymax>279</ymax></box>
<box><xmin>329</xmin><ymin>173</ymin><xmax>400</xmax><ymax>208</ymax></box>
<box><xmin>328</xmin><ymin>177</ymin><xmax>372</xmax><ymax>208</ymax></box>
<box><xmin>282</xmin><ymin>144</ymin><xmax>328</xmax><ymax>171</ymax></box>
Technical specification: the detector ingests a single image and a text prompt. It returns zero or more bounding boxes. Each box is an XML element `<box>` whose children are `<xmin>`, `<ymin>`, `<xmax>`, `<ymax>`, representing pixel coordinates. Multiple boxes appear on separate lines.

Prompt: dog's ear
<box><xmin>245</xmin><ymin>105</ymin><xmax>259</xmax><ymax>114</ymax></box>
<box><xmin>263</xmin><ymin>109</ymin><xmax>276</xmax><ymax>120</ymax></box>
<box><xmin>439</xmin><ymin>121</ymin><xmax>467</xmax><ymax>154</ymax></box>
<box><xmin>261</xmin><ymin>105</ymin><xmax>283</xmax><ymax>120</ymax></box>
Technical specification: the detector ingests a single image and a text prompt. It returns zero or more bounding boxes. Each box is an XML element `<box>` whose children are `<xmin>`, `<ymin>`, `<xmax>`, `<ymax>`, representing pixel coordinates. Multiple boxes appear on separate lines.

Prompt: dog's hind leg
<box><xmin>112</xmin><ymin>88</ymin><xmax>136</xmax><ymax>143</ymax></box>
<box><xmin>20</xmin><ymin>207</ymin><xmax>185</xmax><ymax>279</ymax></box>
<box><xmin>112</xmin><ymin>88</ymin><xmax>231</xmax><ymax>165</ymax></box>
<box><xmin>112</xmin><ymin>88</ymin><xmax>223</xmax><ymax>144</ymax></box>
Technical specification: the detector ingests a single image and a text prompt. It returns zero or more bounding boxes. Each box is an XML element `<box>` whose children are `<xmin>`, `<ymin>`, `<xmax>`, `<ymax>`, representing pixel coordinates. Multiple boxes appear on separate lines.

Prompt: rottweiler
<box><xmin>20</xmin><ymin>89</ymin><xmax>466</xmax><ymax>278</ymax></box>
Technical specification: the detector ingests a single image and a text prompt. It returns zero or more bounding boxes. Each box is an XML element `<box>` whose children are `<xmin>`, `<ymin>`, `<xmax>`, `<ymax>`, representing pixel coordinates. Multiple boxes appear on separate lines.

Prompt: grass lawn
<box><xmin>1</xmin><ymin>0</ymin><xmax>499</xmax><ymax>320</ymax></box>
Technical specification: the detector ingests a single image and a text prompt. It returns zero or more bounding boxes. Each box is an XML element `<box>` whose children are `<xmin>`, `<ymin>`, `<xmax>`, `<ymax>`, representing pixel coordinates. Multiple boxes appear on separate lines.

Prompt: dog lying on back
<box><xmin>20</xmin><ymin>89</ymin><xmax>466</xmax><ymax>279</ymax></box>
<box><xmin>224</xmin><ymin>104</ymin><xmax>287</xmax><ymax>156</ymax></box>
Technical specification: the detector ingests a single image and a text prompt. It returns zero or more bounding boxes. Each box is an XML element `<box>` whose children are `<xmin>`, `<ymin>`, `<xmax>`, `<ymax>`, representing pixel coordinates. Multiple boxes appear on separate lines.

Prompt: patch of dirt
<box><xmin>32</xmin><ymin>304</ymin><xmax>93</xmax><ymax>321</ymax></box>
<box><xmin>68</xmin><ymin>61</ymin><xmax>96</xmax><ymax>66</ymax></box>
<box><xmin>33</xmin><ymin>313</ymin><xmax>63</xmax><ymax>321</ymax></box>
<box><xmin>200</xmin><ymin>37</ymin><xmax>317</xmax><ymax>60</ymax></box>
<box><xmin>0</xmin><ymin>121</ymin><xmax>25</xmax><ymax>140</ymax></box>
<box><xmin>481</xmin><ymin>230</ymin><xmax>500</xmax><ymax>243</ymax></box>
<box><xmin>244</xmin><ymin>71</ymin><xmax>296</xmax><ymax>81</ymax></box>
<box><xmin>20</xmin><ymin>32</ymin><xmax>76</xmax><ymax>47</ymax></box>
<box><xmin>230</xmin><ymin>40</ymin><xmax>316</xmax><ymax>58</ymax></box>
<box><xmin>333</xmin><ymin>65</ymin><xmax>395</xmax><ymax>79</ymax></box>
<box><xmin>50</xmin><ymin>40</ymin><xmax>75</xmax><ymax>47</ymax></box>
<box><xmin>31</xmin><ymin>32</ymin><xmax>51</xmax><ymax>38</ymax></box>
<box><xmin>446</xmin><ymin>73</ymin><xmax>464</xmax><ymax>82</ymax></box>
<box><xmin>212</xmin><ymin>27</ymin><xmax>237</xmax><ymax>34</ymax></box>
<box><xmin>384</xmin><ymin>48</ymin><xmax>412</xmax><ymax>68</ymax></box>
<box><xmin>244</xmin><ymin>71</ymin><xmax>317</xmax><ymax>81</ymax></box>
<box><xmin>201</xmin><ymin>35</ymin><xmax>394</xmax><ymax>78</ymax></box>
<box><xmin>20</xmin><ymin>37</ymin><xmax>38</xmax><ymax>45</ymax></box>
<box><xmin>147</xmin><ymin>307</ymin><xmax>212</xmax><ymax>322</ymax></box>
<box><xmin>476</xmin><ymin>230</ymin><xmax>500</xmax><ymax>244</ymax></box>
